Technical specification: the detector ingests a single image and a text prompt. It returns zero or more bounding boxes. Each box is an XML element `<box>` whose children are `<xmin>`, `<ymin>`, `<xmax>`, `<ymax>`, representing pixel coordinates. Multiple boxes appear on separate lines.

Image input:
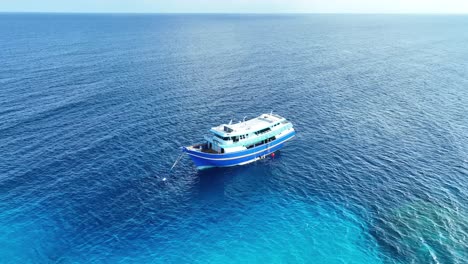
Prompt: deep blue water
<box><xmin>0</xmin><ymin>13</ymin><xmax>467</xmax><ymax>263</ymax></box>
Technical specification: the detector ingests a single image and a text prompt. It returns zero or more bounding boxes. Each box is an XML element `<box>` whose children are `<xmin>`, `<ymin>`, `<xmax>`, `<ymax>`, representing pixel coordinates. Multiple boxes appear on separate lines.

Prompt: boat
<box><xmin>183</xmin><ymin>113</ymin><xmax>295</xmax><ymax>169</ymax></box>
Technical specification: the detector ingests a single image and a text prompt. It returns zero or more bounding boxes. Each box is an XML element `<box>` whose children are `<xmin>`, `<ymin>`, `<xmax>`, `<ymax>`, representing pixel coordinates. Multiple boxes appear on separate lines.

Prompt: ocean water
<box><xmin>0</xmin><ymin>13</ymin><xmax>467</xmax><ymax>263</ymax></box>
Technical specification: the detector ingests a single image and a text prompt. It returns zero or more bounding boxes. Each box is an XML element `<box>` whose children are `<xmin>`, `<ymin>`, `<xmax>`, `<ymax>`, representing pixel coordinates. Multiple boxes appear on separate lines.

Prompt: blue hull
<box><xmin>183</xmin><ymin>131</ymin><xmax>295</xmax><ymax>169</ymax></box>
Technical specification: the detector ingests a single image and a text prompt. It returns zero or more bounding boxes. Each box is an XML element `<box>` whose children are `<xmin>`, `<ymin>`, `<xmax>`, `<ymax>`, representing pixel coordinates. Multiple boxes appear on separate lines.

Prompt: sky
<box><xmin>1</xmin><ymin>0</ymin><xmax>468</xmax><ymax>14</ymax></box>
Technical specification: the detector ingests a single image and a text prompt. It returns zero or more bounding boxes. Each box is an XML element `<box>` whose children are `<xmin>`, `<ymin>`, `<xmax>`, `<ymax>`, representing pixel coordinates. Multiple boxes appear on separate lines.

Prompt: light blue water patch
<box><xmin>0</xmin><ymin>208</ymin><xmax>58</xmax><ymax>263</ymax></box>
<box><xmin>142</xmin><ymin>197</ymin><xmax>383</xmax><ymax>263</ymax></box>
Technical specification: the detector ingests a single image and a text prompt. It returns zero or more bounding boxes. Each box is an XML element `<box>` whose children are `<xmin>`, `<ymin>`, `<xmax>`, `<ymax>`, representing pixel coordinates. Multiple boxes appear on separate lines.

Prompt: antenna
<box><xmin>229</xmin><ymin>119</ymin><xmax>232</xmax><ymax>125</ymax></box>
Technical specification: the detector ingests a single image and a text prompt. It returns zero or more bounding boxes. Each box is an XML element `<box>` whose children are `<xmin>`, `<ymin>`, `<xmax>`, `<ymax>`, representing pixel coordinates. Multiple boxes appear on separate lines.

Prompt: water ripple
<box><xmin>0</xmin><ymin>14</ymin><xmax>467</xmax><ymax>263</ymax></box>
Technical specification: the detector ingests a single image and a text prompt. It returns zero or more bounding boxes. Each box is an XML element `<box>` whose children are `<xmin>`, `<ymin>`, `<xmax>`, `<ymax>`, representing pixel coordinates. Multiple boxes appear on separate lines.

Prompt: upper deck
<box><xmin>210</xmin><ymin>113</ymin><xmax>285</xmax><ymax>137</ymax></box>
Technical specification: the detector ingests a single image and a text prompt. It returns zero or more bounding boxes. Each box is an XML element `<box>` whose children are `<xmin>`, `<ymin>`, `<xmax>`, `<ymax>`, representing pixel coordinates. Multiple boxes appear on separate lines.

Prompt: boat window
<box><xmin>254</xmin><ymin>128</ymin><xmax>271</xmax><ymax>135</ymax></box>
<box><xmin>250</xmin><ymin>136</ymin><xmax>277</xmax><ymax>148</ymax></box>
<box><xmin>214</xmin><ymin>134</ymin><xmax>230</xmax><ymax>141</ymax></box>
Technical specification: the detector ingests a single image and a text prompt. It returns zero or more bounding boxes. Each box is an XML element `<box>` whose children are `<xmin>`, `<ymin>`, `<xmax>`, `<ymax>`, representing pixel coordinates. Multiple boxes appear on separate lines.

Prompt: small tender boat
<box><xmin>183</xmin><ymin>113</ymin><xmax>295</xmax><ymax>169</ymax></box>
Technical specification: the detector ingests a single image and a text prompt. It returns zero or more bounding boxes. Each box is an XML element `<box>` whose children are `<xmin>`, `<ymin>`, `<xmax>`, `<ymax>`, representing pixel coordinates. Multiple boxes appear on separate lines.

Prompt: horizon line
<box><xmin>1</xmin><ymin>11</ymin><xmax>468</xmax><ymax>15</ymax></box>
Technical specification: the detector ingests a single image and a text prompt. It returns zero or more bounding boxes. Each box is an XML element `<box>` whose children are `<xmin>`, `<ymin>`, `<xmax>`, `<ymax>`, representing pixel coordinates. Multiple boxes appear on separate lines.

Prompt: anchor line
<box><xmin>170</xmin><ymin>153</ymin><xmax>184</xmax><ymax>171</ymax></box>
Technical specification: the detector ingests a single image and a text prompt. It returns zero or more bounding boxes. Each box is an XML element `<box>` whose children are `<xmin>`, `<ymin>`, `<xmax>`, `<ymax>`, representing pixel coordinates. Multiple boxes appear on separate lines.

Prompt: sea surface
<box><xmin>0</xmin><ymin>14</ymin><xmax>467</xmax><ymax>263</ymax></box>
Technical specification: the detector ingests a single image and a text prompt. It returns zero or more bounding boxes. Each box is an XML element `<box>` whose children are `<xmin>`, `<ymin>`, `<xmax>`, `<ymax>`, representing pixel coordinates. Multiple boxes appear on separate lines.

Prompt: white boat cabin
<box><xmin>188</xmin><ymin>113</ymin><xmax>294</xmax><ymax>154</ymax></box>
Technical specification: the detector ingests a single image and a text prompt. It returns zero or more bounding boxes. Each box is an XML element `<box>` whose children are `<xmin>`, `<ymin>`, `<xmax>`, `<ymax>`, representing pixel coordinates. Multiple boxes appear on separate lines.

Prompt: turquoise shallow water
<box><xmin>0</xmin><ymin>14</ymin><xmax>467</xmax><ymax>263</ymax></box>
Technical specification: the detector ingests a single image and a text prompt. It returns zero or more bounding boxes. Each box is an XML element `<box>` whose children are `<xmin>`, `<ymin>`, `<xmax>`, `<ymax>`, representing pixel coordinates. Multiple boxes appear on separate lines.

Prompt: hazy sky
<box><xmin>1</xmin><ymin>0</ymin><xmax>468</xmax><ymax>14</ymax></box>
